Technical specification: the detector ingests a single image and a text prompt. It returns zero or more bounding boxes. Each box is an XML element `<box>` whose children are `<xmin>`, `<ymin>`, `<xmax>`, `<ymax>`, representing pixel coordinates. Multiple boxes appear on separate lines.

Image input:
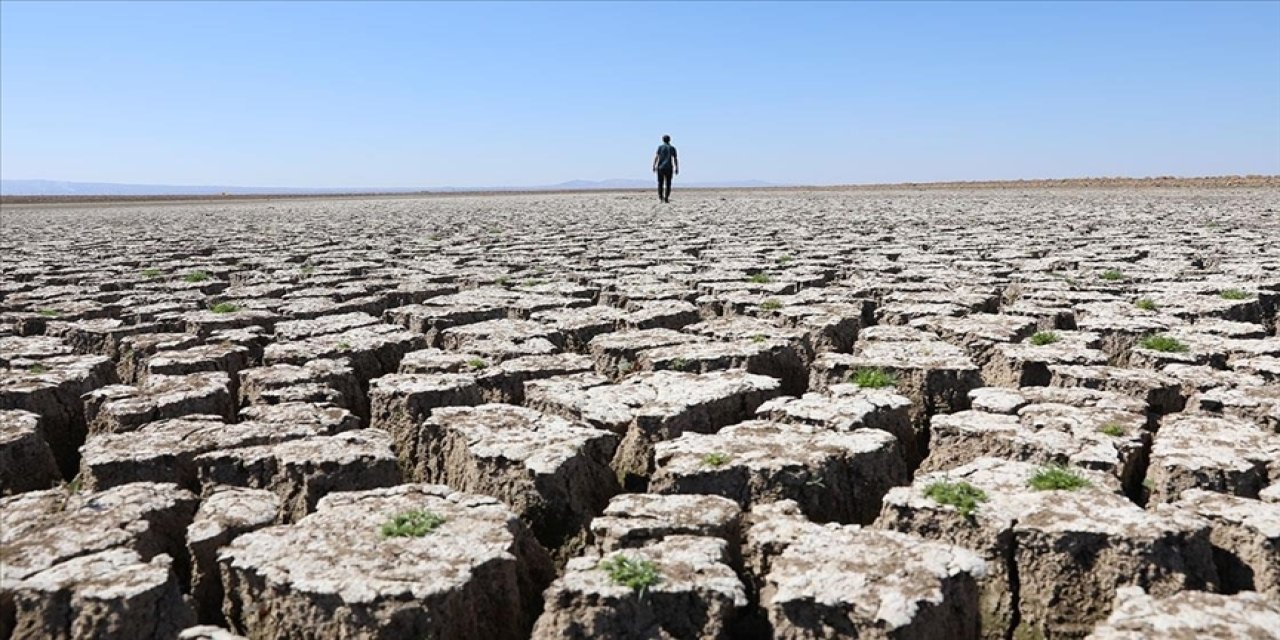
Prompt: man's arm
<box><xmin>652</xmin><ymin>152</ymin><xmax>660</xmax><ymax>172</ymax></box>
<box><xmin>673</xmin><ymin>148</ymin><xmax>679</xmax><ymax>174</ymax></box>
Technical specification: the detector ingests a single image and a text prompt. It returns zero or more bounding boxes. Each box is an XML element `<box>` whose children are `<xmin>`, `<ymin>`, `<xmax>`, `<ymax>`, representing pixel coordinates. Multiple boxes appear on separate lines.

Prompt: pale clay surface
<box><xmin>2</xmin><ymin>187</ymin><xmax>1279</xmax><ymax>638</ymax></box>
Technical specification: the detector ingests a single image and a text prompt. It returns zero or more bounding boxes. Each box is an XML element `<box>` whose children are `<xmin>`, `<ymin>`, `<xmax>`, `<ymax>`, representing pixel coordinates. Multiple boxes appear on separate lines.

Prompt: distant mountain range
<box><xmin>0</xmin><ymin>178</ymin><xmax>777</xmax><ymax>196</ymax></box>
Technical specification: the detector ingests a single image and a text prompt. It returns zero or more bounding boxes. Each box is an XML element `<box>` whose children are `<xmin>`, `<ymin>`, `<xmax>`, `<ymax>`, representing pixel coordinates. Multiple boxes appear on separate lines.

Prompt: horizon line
<box><xmin>3</xmin><ymin>174</ymin><xmax>1277</xmax><ymax>205</ymax></box>
<box><xmin>3</xmin><ymin>173</ymin><xmax>1278</xmax><ymax>196</ymax></box>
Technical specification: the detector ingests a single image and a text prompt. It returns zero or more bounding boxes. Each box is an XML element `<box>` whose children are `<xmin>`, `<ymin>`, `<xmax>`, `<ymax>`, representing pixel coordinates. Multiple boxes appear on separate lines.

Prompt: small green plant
<box><xmin>701</xmin><ymin>452</ymin><xmax>731</xmax><ymax>467</ymax></box>
<box><xmin>1143</xmin><ymin>477</ymin><xmax>1155</xmax><ymax>491</ymax></box>
<box><xmin>521</xmin><ymin>279</ymin><xmax>546</xmax><ymax>287</ymax></box>
<box><xmin>183</xmin><ymin>270</ymin><xmax>211</xmax><ymax>283</ymax></box>
<box><xmin>1099</xmin><ymin>424</ymin><xmax>1125</xmax><ymax>437</ymax></box>
<box><xmin>760</xmin><ymin>299</ymin><xmax>783</xmax><ymax>311</ymax></box>
<box><xmin>1028</xmin><ymin>465</ymin><xmax>1091</xmax><ymax>491</ymax></box>
<box><xmin>494</xmin><ymin>276</ymin><xmax>510</xmax><ymax>286</ymax></box>
<box><xmin>749</xmin><ymin>273</ymin><xmax>772</xmax><ymax>284</ymax></box>
<box><xmin>28</xmin><ymin>364</ymin><xmax>49</xmax><ymax>374</ymax></box>
<box><xmin>428</xmin><ymin>233</ymin><xmax>442</xmax><ymax>241</ymax></box>
<box><xmin>850</xmin><ymin>367</ymin><xmax>896</xmax><ymax>389</ymax></box>
<box><xmin>466</xmin><ymin>357</ymin><xmax>488</xmax><ymax>371</ymax></box>
<box><xmin>299</xmin><ymin>264</ymin><xmax>316</xmax><ymax>276</ymax></box>
<box><xmin>924</xmin><ymin>480</ymin><xmax>988</xmax><ymax>517</ymax></box>
<box><xmin>209</xmin><ymin>302</ymin><xmax>239</xmax><ymax>314</ymax></box>
<box><xmin>1099</xmin><ymin>269</ymin><xmax>1126</xmax><ymax>282</ymax></box>
<box><xmin>777</xmin><ymin>255</ymin><xmax>793</xmax><ymax>265</ymax></box>
<box><xmin>1134</xmin><ymin>298</ymin><xmax>1158</xmax><ymax>311</ymax></box>
<box><xmin>668</xmin><ymin>357</ymin><xmax>691</xmax><ymax>371</ymax></box>
<box><xmin>380</xmin><ymin>509</ymin><xmax>446</xmax><ymax>537</ymax></box>
<box><xmin>1029</xmin><ymin>331</ymin><xmax>1060</xmax><ymax>346</ymax></box>
<box><xmin>336</xmin><ymin>341</ymin><xmax>353</xmax><ymax>352</ymax></box>
<box><xmin>1219</xmin><ymin>288</ymin><xmax>1250</xmax><ymax>300</ymax></box>
<box><xmin>37</xmin><ymin>308</ymin><xmax>59</xmax><ymax>318</ymax></box>
<box><xmin>1139</xmin><ymin>334</ymin><xmax>1189</xmax><ymax>353</ymax></box>
<box><xmin>65</xmin><ymin>475</ymin><xmax>82</xmax><ymax>493</ymax></box>
<box><xmin>750</xmin><ymin>334</ymin><xmax>767</xmax><ymax>343</ymax></box>
<box><xmin>141</xmin><ymin>268</ymin><xmax>163</xmax><ymax>279</ymax></box>
<box><xmin>599</xmin><ymin>554</ymin><xmax>661</xmax><ymax>596</ymax></box>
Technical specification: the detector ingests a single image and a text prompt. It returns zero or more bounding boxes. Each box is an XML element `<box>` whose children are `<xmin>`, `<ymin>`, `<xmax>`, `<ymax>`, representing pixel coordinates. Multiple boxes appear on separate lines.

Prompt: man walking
<box><xmin>652</xmin><ymin>134</ymin><xmax>678</xmax><ymax>203</ymax></box>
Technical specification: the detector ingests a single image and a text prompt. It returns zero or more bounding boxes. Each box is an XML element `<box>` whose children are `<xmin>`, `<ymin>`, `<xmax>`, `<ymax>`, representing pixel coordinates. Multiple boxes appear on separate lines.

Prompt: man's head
<box><xmin>662</xmin><ymin>134</ymin><xmax>671</xmax><ymax>143</ymax></box>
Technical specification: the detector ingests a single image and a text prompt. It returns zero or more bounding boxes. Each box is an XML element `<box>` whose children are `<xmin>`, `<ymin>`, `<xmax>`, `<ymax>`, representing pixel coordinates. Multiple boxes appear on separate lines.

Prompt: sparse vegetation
<box><xmin>209</xmin><ymin>302</ymin><xmax>239</xmax><ymax>314</ymax></box>
<box><xmin>1028</xmin><ymin>465</ymin><xmax>1091</xmax><ymax>491</ymax></box>
<box><xmin>28</xmin><ymin>364</ymin><xmax>48</xmax><ymax>374</ymax></box>
<box><xmin>760</xmin><ymin>299</ymin><xmax>783</xmax><ymax>311</ymax></box>
<box><xmin>1134</xmin><ymin>298</ymin><xmax>1158</xmax><ymax>311</ymax></box>
<box><xmin>336</xmin><ymin>341</ymin><xmax>353</xmax><ymax>352</ymax></box>
<box><xmin>668</xmin><ymin>357</ymin><xmax>692</xmax><ymax>371</ymax></box>
<box><xmin>750</xmin><ymin>334</ymin><xmax>767</xmax><ymax>343</ymax></box>
<box><xmin>777</xmin><ymin>255</ymin><xmax>793</xmax><ymax>265</ymax></box>
<box><xmin>1219</xmin><ymin>288</ymin><xmax>1250</xmax><ymax>300</ymax></box>
<box><xmin>1099</xmin><ymin>424</ymin><xmax>1125</xmax><ymax>437</ymax></box>
<box><xmin>428</xmin><ymin>234</ymin><xmax>442</xmax><ymax>241</ymax></box>
<box><xmin>183</xmin><ymin>270</ymin><xmax>211</xmax><ymax>283</ymax></box>
<box><xmin>850</xmin><ymin>367</ymin><xmax>897</xmax><ymax>389</ymax></box>
<box><xmin>1139</xmin><ymin>334</ymin><xmax>1189</xmax><ymax>353</ymax></box>
<box><xmin>599</xmin><ymin>554</ymin><xmax>661</xmax><ymax>596</ymax></box>
<box><xmin>299</xmin><ymin>264</ymin><xmax>316</xmax><ymax>276</ymax></box>
<box><xmin>1029</xmin><ymin>331</ymin><xmax>1060</xmax><ymax>346</ymax></box>
<box><xmin>494</xmin><ymin>276</ymin><xmax>510</xmax><ymax>286</ymax></box>
<box><xmin>466</xmin><ymin>358</ymin><xmax>488</xmax><ymax>371</ymax></box>
<box><xmin>1099</xmin><ymin>269</ymin><xmax>1126</xmax><ymax>282</ymax></box>
<box><xmin>1003</xmin><ymin>283</ymin><xmax>1025</xmax><ymax>305</ymax></box>
<box><xmin>924</xmin><ymin>480</ymin><xmax>988</xmax><ymax>517</ymax></box>
<box><xmin>380</xmin><ymin>509</ymin><xmax>446</xmax><ymax>537</ymax></box>
<box><xmin>701</xmin><ymin>452</ymin><xmax>731</xmax><ymax>467</ymax></box>
<box><xmin>749</xmin><ymin>273</ymin><xmax>772</xmax><ymax>284</ymax></box>
<box><xmin>37</xmin><ymin>309</ymin><xmax>59</xmax><ymax>318</ymax></box>
<box><xmin>65</xmin><ymin>475</ymin><xmax>82</xmax><ymax>494</ymax></box>
<box><xmin>141</xmin><ymin>268</ymin><xmax>163</xmax><ymax>279</ymax></box>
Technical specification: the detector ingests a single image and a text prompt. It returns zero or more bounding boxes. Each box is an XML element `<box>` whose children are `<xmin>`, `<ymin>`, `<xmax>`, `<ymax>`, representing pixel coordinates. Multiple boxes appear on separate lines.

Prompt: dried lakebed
<box><xmin>2</xmin><ymin>187</ymin><xmax>1279</xmax><ymax>639</ymax></box>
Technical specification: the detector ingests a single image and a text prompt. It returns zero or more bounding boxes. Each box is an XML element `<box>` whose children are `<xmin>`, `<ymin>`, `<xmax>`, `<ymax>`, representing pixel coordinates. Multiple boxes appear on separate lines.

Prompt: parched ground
<box><xmin>2</xmin><ymin>187</ymin><xmax>1279</xmax><ymax>639</ymax></box>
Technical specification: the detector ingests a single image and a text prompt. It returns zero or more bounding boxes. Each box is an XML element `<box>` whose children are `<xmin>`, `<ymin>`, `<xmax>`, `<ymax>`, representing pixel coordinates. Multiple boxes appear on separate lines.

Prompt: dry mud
<box><xmin>2</xmin><ymin>187</ymin><xmax>1279</xmax><ymax>639</ymax></box>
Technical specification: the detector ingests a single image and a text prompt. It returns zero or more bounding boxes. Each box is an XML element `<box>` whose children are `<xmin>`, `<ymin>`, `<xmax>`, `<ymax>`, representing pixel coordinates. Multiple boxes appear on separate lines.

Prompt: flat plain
<box><xmin>2</xmin><ymin>186</ymin><xmax>1280</xmax><ymax>639</ymax></box>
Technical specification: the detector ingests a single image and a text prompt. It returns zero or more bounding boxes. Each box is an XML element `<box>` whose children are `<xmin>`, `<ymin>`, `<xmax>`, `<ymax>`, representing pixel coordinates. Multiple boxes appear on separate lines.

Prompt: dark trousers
<box><xmin>657</xmin><ymin>167</ymin><xmax>673</xmax><ymax>201</ymax></box>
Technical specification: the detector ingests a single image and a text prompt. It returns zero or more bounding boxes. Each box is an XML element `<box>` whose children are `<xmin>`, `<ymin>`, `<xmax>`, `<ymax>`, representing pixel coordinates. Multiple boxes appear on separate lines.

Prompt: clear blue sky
<box><xmin>2</xmin><ymin>1</ymin><xmax>1278</xmax><ymax>187</ymax></box>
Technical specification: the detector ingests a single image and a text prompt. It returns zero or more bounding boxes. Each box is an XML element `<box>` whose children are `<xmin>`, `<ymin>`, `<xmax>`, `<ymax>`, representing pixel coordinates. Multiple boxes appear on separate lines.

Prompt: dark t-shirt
<box><xmin>656</xmin><ymin>144</ymin><xmax>677</xmax><ymax>170</ymax></box>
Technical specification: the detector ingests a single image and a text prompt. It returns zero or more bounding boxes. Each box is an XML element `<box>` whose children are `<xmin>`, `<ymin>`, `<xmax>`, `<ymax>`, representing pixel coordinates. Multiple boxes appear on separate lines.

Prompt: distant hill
<box><xmin>549</xmin><ymin>178</ymin><xmax>775</xmax><ymax>190</ymax></box>
<box><xmin>0</xmin><ymin>178</ymin><xmax>778</xmax><ymax>196</ymax></box>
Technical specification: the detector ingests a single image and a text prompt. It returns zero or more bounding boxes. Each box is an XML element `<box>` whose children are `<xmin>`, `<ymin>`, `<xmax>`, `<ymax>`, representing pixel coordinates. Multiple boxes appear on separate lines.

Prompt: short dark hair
<box><xmin>662</xmin><ymin>134</ymin><xmax>671</xmax><ymax>143</ymax></box>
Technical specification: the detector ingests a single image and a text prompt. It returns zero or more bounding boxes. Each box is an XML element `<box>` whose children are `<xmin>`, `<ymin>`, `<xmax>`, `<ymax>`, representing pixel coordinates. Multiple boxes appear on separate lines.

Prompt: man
<box><xmin>652</xmin><ymin>134</ymin><xmax>678</xmax><ymax>203</ymax></box>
